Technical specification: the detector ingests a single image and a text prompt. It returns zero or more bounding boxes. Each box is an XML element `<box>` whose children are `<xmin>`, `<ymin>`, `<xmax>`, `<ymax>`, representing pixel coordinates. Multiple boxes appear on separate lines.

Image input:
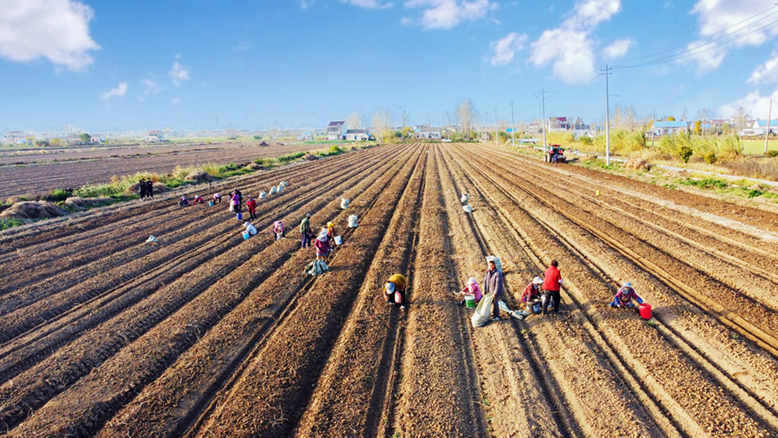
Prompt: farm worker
<box><xmin>139</xmin><ymin>179</ymin><xmax>147</xmax><ymax>199</ymax></box>
<box><xmin>146</xmin><ymin>179</ymin><xmax>154</xmax><ymax>199</ymax></box>
<box><xmin>455</xmin><ymin>277</ymin><xmax>482</xmax><ymax>306</ymax></box>
<box><xmin>314</xmin><ymin>228</ymin><xmax>331</xmax><ymax>261</ymax></box>
<box><xmin>327</xmin><ymin>222</ymin><xmax>335</xmax><ymax>242</ymax></box>
<box><xmin>484</xmin><ymin>260</ymin><xmax>504</xmax><ymax>321</ymax></box>
<box><xmin>213</xmin><ymin>193</ymin><xmax>222</xmax><ymax>203</ymax></box>
<box><xmin>231</xmin><ymin>192</ymin><xmax>241</xmax><ymax>213</ymax></box>
<box><xmin>300</xmin><ymin>213</ymin><xmax>312</xmax><ymax>248</ymax></box>
<box><xmin>272</xmin><ymin>220</ymin><xmax>285</xmax><ymax>241</ymax></box>
<box><xmin>192</xmin><ymin>195</ymin><xmax>204</xmax><ymax>205</ymax></box>
<box><xmin>609</xmin><ymin>282</ymin><xmax>644</xmax><ymax>310</ymax></box>
<box><xmin>243</xmin><ymin>222</ymin><xmax>257</xmax><ymax>236</ymax></box>
<box><xmin>384</xmin><ymin>274</ymin><xmax>407</xmax><ymax>309</ymax></box>
<box><xmin>521</xmin><ymin>277</ymin><xmax>544</xmax><ymax>304</ymax></box>
<box><xmin>541</xmin><ymin>260</ymin><xmax>564</xmax><ymax>315</ymax></box>
<box><xmin>234</xmin><ymin>188</ymin><xmax>243</xmax><ymax>203</ymax></box>
<box><xmin>178</xmin><ymin>196</ymin><xmax>189</xmax><ymax>206</ymax></box>
<box><xmin>246</xmin><ymin>197</ymin><xmax>258</xmax><ymax>220</ymax></box>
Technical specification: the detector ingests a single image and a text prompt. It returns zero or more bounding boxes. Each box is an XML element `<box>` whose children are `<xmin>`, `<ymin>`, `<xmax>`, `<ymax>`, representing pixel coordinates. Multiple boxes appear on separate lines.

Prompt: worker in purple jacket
<box><xmin>609</xmin><ymin>282</ymin><xmax>644</xmax><ymax>310</ymax></box>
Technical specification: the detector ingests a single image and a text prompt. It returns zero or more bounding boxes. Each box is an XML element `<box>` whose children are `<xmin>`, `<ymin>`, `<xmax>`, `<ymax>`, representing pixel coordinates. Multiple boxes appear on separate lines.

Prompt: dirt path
<box><xmin>292</xmin><ymin>146</ymin><xmax>428</xmax><ymax>437</ymax></box>
<box><xmin>389</xmin><ymin>148</ymin><xmax>486</xmax><ymax>437</ymax></box>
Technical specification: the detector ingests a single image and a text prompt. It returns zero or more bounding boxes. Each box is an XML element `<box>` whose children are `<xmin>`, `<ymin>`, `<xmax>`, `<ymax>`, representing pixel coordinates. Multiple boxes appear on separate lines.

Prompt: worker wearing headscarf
<box><xmin>456</xmin><ymin>277</ymin><xmax>482</xmax><ymax>306</ymax></box>
<box><xmin>609</xmin><ymin>282</ymin><xmax>644</xmax><ymax>310</ymax></box>
<box><xmin>314</xmin><ymin>228</ymin><xmax>331</xmax><ymax>261</ymax></box>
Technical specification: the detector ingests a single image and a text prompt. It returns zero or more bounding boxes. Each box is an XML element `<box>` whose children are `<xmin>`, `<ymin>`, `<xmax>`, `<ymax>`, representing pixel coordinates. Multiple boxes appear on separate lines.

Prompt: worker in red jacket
<box><xmin>246</xmin><ymin>197</ymin><xmax>257</xmax><ymax>220</ymax></box>
<box><xmin>541</xmin><ymin>260</ymin><xmax>563</xmax><ymax>315</ymax></box>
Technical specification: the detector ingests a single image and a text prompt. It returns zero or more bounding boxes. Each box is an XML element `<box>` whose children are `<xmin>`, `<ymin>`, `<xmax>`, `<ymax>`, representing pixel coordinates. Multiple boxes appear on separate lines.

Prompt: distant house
<box><xmin>752</xmin><ymin>120</ymin><xmax>778</xmax><ymax>135</ymax></box>
<box><xmin>527</xmin><ymin>123</ymin><xmax>540</xmax><ymax>134</ymax></box>
<box><xmin>147</xmin><ymin>130</ymin><xmax>164</xmax><ymax>143</ymax></box>
<box><xmin>3</xmin><ymin>131</ymin><xmax>26</xmax><ymax>145</ymax></box>
<box><xmin>652</xmin><ymin>121</ymin><xmax>688</xmax><ymax>136</ymax></box>
<box><xmin>415</xmin><ymin>126</ymin><xmax>442</xmax><ymax>139</ymax></box>
<box><xmin>298</xmin><ymin>131</ymin><xmax>314</xmax><ymax>141</ymax></box>
<box><xmin>345</xmin><ymin>129</ymin><xmax>371</xmax><ymax>141</ymax></box>
<box><xmin>327</xmin><ymin>121</ymin><xmax>346</xmax><ymax>140</ymax></box>
<box><xmin>549</xmin><ymin>117</ymin><xmax>569</xmax><ymax>132</ymax></box>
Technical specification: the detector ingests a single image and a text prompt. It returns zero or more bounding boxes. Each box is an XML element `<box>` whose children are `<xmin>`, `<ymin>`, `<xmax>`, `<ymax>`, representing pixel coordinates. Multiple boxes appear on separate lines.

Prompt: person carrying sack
<box><xmin>483</xmin><ymin>259</ymin><xmax>504</xmax><ymax>321</ymax></box>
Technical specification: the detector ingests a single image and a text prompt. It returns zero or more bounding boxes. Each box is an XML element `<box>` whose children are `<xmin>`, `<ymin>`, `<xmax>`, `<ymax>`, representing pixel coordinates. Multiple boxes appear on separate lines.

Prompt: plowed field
<box><xmin>1</xmin><ymin>143</ymin><xmax>778</xmax><ymax>437</ymax></box>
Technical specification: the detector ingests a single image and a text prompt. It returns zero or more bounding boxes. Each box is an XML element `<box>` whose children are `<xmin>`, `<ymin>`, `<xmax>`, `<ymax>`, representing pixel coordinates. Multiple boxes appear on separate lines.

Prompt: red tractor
<box><xmin>544</xmin><ymin>145</ymin><xmax>566</xmax><ymax>163</ymax></box>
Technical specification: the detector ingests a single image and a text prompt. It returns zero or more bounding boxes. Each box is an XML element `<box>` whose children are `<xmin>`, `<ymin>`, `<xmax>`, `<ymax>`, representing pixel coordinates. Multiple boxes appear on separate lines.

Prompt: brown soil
<box><xmin>1</xmin><ymin>143</ymin><xmax>777</xmax><ymax>437</ymax></box>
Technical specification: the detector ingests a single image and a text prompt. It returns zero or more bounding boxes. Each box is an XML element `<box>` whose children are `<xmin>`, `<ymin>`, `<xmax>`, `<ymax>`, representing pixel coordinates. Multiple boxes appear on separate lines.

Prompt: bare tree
<box><xmin>456</xmin><ymin>99</ymin><xmax>478</xmax><ymax>141</ymax></box>
<box><xmin>400</xmin><ymin>111</ymin><xmax>408</xmax><ymax>130</ymax></box>
<box><xmin>697</xmin><ymin>108</ymin><xmax>711</xmax><ymax>134</ymax></box>
<box><xmin>346</xmin><ymin>112</ymin><xmax>365</xmax><ymax>130</ymax></box>
<box><xmin>371</xmin><ymin>109</ymin><xmax>394</xmax><ymax>142</ymax></box>
<box><xmin>734</xmin><ymin>107</ymin><xmax>750</xmax><ymax>130</ymax></box>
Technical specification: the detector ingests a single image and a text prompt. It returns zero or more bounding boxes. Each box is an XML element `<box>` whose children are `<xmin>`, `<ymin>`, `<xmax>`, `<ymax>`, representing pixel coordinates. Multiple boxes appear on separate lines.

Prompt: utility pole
<box><xmin>600</xmin><ymin>65</ymin><xmax>612</xmax><ymax>166</ymax></box>
<box><xmin>766</xmin><ymin>99</ymin><xmax>772</xmax><ymax>154</ymax></box>
<box><xmin>494</xmin><ymin>107</ymin><xmax>498</xmax><ymax>144</ymax></box>
<box><xmin>541</xmin><ymin>89</ymin><xmax>547</xmax><ymax>154</ymax></box>
<box><xmin>510</xmin><ymin>101</ymin><xmax>516</xmax><ymax>146</ymax></box>
<box><xmin>652</xmin><ymin>110</ymin><xmax>655</xmax><ymax>148</ymax></box>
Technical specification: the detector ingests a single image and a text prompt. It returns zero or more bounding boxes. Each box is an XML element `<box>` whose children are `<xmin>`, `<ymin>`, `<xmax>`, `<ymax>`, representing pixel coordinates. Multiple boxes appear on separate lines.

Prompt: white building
<box><xmin>147</xmin><ymin>130</ymin><xmax>164</xmax><ymax>143</ymax></box>
<box><xmin>345</xmin><ymin>129</ymin><xmax>371</xmax><ymax>141</ymax></box>
<box><xmin>327</xmin><ymin>121</ymin><xmax>346</xmax><ymax>140</ymax></box>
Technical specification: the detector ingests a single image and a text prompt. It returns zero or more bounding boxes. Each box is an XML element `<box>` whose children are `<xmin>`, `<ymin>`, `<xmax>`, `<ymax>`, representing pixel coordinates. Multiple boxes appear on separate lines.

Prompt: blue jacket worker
<box><xmin>609</xmin><ymin>282</ymin><xmax>644</xmax><ymax>310</ymax></box>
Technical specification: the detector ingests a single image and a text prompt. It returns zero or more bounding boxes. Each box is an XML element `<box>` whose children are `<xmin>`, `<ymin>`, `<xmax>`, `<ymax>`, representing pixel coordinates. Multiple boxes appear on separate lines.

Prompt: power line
<box><xmin>613</xmin><ymin>4</ymin><xmax>778</xmax><ymax>65</ymax></box>
<box><xmin>615</xmin><ymin>15</ymin><xmax>778</xmax><ymax>69</ymax></box>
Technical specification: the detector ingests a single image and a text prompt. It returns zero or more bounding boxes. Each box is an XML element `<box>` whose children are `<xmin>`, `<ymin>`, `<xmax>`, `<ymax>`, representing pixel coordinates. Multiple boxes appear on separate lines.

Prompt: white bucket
<box><xmin>334</xmin><ymin>235</ymin><xmax>342</xmax><ymax>245</ymax></box>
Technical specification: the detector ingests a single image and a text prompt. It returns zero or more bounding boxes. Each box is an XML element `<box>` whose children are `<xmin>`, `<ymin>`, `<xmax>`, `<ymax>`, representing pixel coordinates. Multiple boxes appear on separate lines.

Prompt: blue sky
<box><xmin>3</xmin><ymin>0</ymin><xmax>778</xmax><ymax>132</ymax></box>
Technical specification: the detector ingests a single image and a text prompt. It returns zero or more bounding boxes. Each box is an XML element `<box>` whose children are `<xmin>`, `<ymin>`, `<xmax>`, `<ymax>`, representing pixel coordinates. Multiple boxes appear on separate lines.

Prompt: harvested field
<box><xmin>1</xmin><ymin>143</ymin><xmax>778</xmax><ymax>437</ymax></box>
<box><xmin>0</xmin><ymin>142</ymin><xmax>312</xmax><ymax>198</ymax></box>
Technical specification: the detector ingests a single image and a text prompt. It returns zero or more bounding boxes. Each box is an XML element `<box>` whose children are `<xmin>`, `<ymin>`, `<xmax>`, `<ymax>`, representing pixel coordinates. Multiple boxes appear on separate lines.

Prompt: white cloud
<box><xmin>300</xmin><ymin>0</ymin><xmax>315</xmax><ymax>8</ymax></box>
<box><xmin>602</xmin><ymin>38</ymin><xmax>634</xmax><ymax>59</ymax></box>
<box><xmin>0</xmin><ymin>0</ymin><xmax>100</xmax><ymax>70</ymax></box>
<box><xmin>169</xmin><ymin>61</ymin><xmax>190</xmax><ymax>86</ymax></box>
<box><xmin>719</xmin><ymin>88</ymin><xmax>778</xmax><ymax>118</ymax></box>
<box><xmin>747</xmin><ymin>52</ymin><xmax>778</xmax><ymax>84</ymax></box>
<box><xmin>529</xmin><ymin>0</ymin><xmax>621</xmax><ymax>83</ymax></box>
<box><xmin>138</xmin><ymin>78</ymin><xmax>162</xmax><ymax>101</ymax></box>
<box><xmin>688</xmin><ymin>0</ymin><xmax>778</xmax><ymax>72</ymax></box>
<box><xmin>490</xmin><ymin>32</ymin><xmax>528</xmax><ymax>66</ymax></box>
<box><xmin>232</xmin><ymin>41</ymin><xmax>252</xmax><ymax>51</ymax></box>
<box><xmin>341</xmin><ymin>0</ymin><xmax>393</xmax><ymax>9</ymax></box>
<box><xmin>402</xmin><ymin>0</ymin><xmax>499</xmax><ymax>30</ymax></box>
<box><xmin>171</xmin><ymin>97</ymin><xmax>181</xmax><ymax>105</ymax></box>
<box><xmin>101</xmin><ymin>82</ymin><xmax>127</xmax><ymax>100</ymax></box>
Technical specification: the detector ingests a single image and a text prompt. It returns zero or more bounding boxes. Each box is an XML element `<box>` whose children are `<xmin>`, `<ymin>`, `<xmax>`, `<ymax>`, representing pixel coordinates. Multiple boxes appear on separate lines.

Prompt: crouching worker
<box><xmin>455</xmin><ymin>277</ymin><xmax>482</xmax><ymax>306</ymax></box>
<box><xmin>521</xmin><ymin>277</ymin><xmax>544</xmax><ymax>307</ymax></box>
<box><xmin>192</xmin><ymin>195</ymin><xmax>204</xmax><ymax>205</ymax></box>
<box><xmin>385</xmin><ymin>274</ymin><xmax>407</xmax><ymax>310</ymax></box>
<box><xmin>178</xmin><ymin>196</ymin><xmax>189</xmax><ymax>206</ymax></box>
<box><xmin>243</xmin><ymin>222</ymin><xmax>258</xmax><ymax>236</ymax></box>
<box><xmin>213</xmin><ymin>193</ymin><xmax>222</xmax><ymax>203</ymax></box>
<box><xmin>609</xmin><ymin>282</ymin><xmax>643</xmax><ymax>310</ymax></box>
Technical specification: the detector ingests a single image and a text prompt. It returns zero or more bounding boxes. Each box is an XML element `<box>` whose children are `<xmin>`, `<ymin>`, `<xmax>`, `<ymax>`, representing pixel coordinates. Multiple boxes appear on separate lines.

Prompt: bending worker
<box><xmin>609</xmin><ymin>282</ymin><xmax>644</xmax><ymax>310</ymax></box>
<box><xmin>384</xmin><ymin>274</ymin><xmax>407</xmax><ymax>310</ymax></box>
<box><xmin>521</xmin><ymin>277</ymin><xmax>544</xmax><ymax>305</ymax></box>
